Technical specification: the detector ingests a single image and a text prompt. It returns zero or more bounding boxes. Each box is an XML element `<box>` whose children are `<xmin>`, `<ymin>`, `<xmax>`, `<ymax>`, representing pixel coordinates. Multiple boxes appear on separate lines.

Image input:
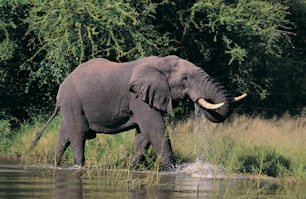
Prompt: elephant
<box><xmin>31</xmin><ymin>55</ymin><xmax>246</xmax><ymax>170</ymax></box>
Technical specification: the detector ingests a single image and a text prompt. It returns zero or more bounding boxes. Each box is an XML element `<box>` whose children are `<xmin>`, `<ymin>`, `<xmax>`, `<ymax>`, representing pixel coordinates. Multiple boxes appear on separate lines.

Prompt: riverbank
<box><xmin>3</xmin><ymin>157</ymin><xmax>305</xmax><ymax>198</ymax></box>
<box><xmin>1</xmin><ymin>114</ymin><xmax>306</xmax><ymax>179</ymax></box>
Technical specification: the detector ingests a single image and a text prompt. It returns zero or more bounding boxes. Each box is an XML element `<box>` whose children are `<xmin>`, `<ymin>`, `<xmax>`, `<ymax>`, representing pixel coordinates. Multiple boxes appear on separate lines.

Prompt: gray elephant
<box><xmin>31</xmin><ymin>55</ymin><xmax>246</xmax><ymax>170</ymax></box>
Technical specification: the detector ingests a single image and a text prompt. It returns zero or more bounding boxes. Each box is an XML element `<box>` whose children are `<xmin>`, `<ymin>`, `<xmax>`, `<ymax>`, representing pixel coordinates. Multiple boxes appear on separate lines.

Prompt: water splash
<box><xmin>176</xmin><ymin>160</ymin><xmax>225</xmax><ymax>178</ymax></box>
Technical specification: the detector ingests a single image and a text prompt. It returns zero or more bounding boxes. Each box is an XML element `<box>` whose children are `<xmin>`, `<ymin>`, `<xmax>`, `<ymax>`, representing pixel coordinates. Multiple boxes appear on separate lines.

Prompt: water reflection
<box><xmin>54</xmin><ymin>170</ymin><xmax>83</xmax><ymax>199</ymax></box>
<box><xmin>1</xmin><ymin>159</ymin><xmax>305</xmax><ymax>199</ymax></box>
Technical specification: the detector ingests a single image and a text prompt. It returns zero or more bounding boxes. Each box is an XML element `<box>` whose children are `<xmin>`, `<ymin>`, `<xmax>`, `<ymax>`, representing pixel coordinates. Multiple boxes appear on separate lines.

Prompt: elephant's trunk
<box><xmin>193</xmin><ymin>71</ymin><xmax>232</xmax><ymax>123</ymax></box>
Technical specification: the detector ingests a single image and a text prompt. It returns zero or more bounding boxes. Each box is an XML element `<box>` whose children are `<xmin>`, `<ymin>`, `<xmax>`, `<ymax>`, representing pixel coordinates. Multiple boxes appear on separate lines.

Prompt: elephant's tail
<box><xmin>30</xmin><ymin>105</ymin><xmax>60</xmax><ymax>150</ymax></box>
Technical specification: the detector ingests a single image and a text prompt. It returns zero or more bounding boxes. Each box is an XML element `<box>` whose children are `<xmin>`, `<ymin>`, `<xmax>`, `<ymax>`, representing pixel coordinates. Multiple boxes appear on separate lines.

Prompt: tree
<box><xmin>1</xmin><ymin>0</ymin><xmax>305</xmax><ymax>123</ymax></box>
<box><xmin>25</xmin><ymin>0</ymin><xmax>173</xmax><ymax>82</ymax></box>
<box><xmin>0</xmin><ymin>0</ymin><xmax>32</xmax><ymax>121</ymax></box>
<box><xmin>154</xmin><ymin>0</ymin><xmax>296</xmax><ymax>115</ymax></box>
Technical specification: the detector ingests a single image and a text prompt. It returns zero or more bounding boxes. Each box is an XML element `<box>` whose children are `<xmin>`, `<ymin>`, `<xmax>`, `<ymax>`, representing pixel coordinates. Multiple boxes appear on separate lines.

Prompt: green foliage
<box><xmin>0</xmin><ymin>0</ymin><xmax>33</xmax><ymax>121</ymax></box>
<box><xmin>85</xmin><ymin>133</ymin><xmax>135</xmax><ymax>169</ymax></box>
<box><xmin>25</xmin><ymin>0</ymin><xmax>173</xmax><ymax>84</ymax></box>
<box><xmin>180</xmin><ymin>0</ymin><xmax>292</xmax><ymax>99</ymax></box>
<box><xmin>0</xmin><ymin>119</ymin><xmax>11</xmax><ymax>153</ymax></box>
<box><xmin>206</xmin><ymin>135</ymin><xmax>236</xmax><ymax>166</ymax></box>
<box><xmin>266</xmin><ymin>0</ymin><xmax>306</xmax><ymax>116</ymax></box>
<box><xmin>0</xmin><ymin>1</ymin><xmax>18</xmax><ymax>61</ymax></box>
<box><xmin>238</xmin><ymin>147</ymin><xmax>291</xmax><ymax>177</ymax></box>
<box><xmin>0</xmin><ymin>0</ymin><xmax>305</xmax><ymax>124</ymax></box>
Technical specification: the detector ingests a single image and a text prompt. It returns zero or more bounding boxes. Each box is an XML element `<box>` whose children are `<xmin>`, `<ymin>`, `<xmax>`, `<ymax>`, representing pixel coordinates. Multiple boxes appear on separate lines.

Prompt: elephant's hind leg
<box><xmin>70</xmin><ymin>136</ymin><xmax>86</xmax><ymax>166</ymax></box>
<box><xmin>54</xmin><ymin>120</ymin><xmax>70</xmax><ymax>166</ymax></box>
<box><xmin>49</xmin><ymin>120</ymin><xmax>70</xmax><ymax>166</ymax></box>
<box><xmin>59</xmin><ymin>104</ymin><xmax>87</xmax><ymax>167</ymax></box>
<box><xmin>54</xmin><ymin>140</ymin><xmax>70</xmax><ymax>166</ymax></box>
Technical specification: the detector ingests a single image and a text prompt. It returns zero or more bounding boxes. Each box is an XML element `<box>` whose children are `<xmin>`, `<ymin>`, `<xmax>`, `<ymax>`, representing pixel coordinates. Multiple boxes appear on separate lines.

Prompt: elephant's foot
<box><xmin>160</xmin><ymin>162</ymin><xmax>176</xmax><ymax>171</ymax></box>
<box><xmin>130</xmin><ymin>159</ymin><xmax>176</xmax><ymax>171</ymax></box>
<box><xmin>130</xmin><ymin>158</ymin><xmax>146</xmax><ymax>171</ymax></box>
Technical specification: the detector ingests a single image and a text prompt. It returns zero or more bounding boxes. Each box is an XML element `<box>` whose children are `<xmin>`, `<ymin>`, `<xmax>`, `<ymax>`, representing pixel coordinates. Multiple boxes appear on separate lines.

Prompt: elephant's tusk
<box><xmin>197</xmin><ymin>98</ymin><xmax>225</xmax><ymax>110</ymax></box>
<box><xmin>233</xmin><ymin>93</ymin><xmax>247</xmax><ymax>102</ymax></box>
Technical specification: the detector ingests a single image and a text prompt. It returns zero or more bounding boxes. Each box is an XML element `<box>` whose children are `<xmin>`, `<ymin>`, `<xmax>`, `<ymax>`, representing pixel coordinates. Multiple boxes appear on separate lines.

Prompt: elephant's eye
<box><xmin>182</xmin><ymin>74</ymin><xmax>188</xmax><ymax>81</ymax></box>
<box><xmin>182</xmin><ymin>74</ymin><xmax>188</xmax><ymax>88</ymax></box>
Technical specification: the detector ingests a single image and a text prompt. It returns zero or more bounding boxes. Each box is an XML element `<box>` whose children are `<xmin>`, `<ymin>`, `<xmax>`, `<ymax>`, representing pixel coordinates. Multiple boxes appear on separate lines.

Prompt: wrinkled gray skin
<box><xmin>32</xmin><ymin>55</ymin><xmax>233</xmax><ymax>170</ymax></box>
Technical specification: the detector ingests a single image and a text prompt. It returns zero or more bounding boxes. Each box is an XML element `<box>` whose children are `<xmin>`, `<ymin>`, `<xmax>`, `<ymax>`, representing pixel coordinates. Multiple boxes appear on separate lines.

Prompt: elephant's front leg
<box><xmin>131</xmin><ymin>99</ymin><xmax>174</xmax><ymax>170</ymax></box>
<box><xmin>137</xmin><ymin>115</ymin><xmax>174</xmax><ymax>170</ymax></box>
<box><xmin>148</xmin><ymin>127</ymin><xmax>174</xmax><ymax>170</ymax></box>
<box><xmin>131</xmin><ymin>127</ymin><xmax>150</xmax><ymax>169</ymax></box>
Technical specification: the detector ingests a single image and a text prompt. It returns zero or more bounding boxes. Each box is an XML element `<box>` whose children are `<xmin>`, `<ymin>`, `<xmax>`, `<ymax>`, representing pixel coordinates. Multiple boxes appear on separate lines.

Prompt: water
<box><xmin>0</xmin><ymin>159</ymin><xmax>304</xmax><ymax>199</ymax></box>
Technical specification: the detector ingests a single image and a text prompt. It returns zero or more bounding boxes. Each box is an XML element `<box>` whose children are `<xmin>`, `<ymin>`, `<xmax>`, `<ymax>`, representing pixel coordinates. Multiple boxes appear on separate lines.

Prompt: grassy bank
<box><xmin>170</xmin><ymin>115</ymin><xmax>306</xmax><ymax>179</ymax></box>
<box><xmin>1</xmin><ymin>114</ymin><xmax>306</xmax><ymax>179</ymax></box>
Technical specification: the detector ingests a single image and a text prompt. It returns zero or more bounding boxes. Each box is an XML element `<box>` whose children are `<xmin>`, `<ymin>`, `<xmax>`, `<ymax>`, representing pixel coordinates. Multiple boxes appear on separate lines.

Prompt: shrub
<box><xmin>238</xmin><ymin>147</ymin><xmax>291</xmax><ymax>177</ymax></box>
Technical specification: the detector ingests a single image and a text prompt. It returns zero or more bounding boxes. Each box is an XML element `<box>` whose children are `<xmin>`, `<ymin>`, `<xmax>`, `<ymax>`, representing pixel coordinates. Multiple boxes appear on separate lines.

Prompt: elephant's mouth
<box><xmin>196</xmin><ymin>93</ymin><xmax>247</xmax><ymax>110</ymax></box>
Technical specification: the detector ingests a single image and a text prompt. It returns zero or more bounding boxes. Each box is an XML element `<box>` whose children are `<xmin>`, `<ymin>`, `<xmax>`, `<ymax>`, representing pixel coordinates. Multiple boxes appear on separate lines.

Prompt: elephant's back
<box><xmin>72</xmin><ymin>56</ymin><xmax>161</xmax><ymax>76</ymax></box>
<box><xmin>57</xmin><ymin>56</ymin><xmax>162</xmax><ymax>100</ymax></box>
<box><xmin>79</xmin><ymin>58</ymin><xmax>137</xmax><ymax>78</ymax></box>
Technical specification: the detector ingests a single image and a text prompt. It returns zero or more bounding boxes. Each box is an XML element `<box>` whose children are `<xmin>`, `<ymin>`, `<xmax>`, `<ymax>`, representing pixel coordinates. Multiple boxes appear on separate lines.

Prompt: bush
<box><xmin>238</xmin><ymin>147</ymin><xmax>291</xmax><ymax>177</ymax></box>
<box><xmin>0</xmin><ymin>119</ymin><xmax>11</xmax><ymax>153</ymax></box>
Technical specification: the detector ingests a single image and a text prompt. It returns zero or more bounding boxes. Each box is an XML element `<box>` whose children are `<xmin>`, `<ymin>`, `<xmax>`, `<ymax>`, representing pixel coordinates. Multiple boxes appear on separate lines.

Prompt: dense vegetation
<box><xmin>1</xmin><ymin>0</ymin><xmax>305</xmax><ymax>123</ymax></box>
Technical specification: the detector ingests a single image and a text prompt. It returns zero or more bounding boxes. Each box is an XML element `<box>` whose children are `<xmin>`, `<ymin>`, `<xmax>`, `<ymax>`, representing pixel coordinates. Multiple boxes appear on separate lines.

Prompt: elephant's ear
<box><xmin>129</xmin><ymin>63</ymin><xmax>172</xmax><ymax>112</ymax></box>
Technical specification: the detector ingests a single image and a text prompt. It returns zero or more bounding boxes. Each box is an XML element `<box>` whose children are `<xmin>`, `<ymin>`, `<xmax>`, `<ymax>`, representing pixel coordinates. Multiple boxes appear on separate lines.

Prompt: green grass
<box><xmin>1</xmin><ymin>114</ymin><xmax>306</xmax><ymax>180</ymax></box>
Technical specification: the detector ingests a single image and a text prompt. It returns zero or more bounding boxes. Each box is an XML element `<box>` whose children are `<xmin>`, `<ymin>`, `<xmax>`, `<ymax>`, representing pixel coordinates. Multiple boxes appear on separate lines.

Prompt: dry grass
<box><xmin>169</xmin><ymin>114</ymin><xmax>306</xmax><ymax>155</ymax></box>
<box><xmin>169</xmin><ymin>114</ymin><xmax>306</xmax><ymax>177</ymax></box>
<box><xmin>227</xmin><ymin>115</ymin><xmax>306</xmax><ymax>148</ymax></box>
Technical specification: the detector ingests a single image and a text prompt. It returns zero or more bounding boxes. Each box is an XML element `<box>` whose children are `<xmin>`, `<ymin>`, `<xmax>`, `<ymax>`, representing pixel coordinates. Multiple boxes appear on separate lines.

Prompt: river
<box><xmin>0</xmin><ymin>158</ymin><xmax>304</xmax><ymax>198</ymax></box>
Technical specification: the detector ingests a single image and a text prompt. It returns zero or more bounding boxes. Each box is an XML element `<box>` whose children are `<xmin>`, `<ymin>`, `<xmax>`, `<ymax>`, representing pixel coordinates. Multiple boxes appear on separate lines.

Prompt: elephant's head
<box><xmin>129</xmin><ymin>55</ymin><xmax>246</xmax><ymax>123</ymax></box>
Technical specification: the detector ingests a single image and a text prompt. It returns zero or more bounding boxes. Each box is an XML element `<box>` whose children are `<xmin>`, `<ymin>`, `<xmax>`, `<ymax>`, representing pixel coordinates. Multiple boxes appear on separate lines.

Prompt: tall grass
<box><xmin>168</xmin><ymin>114</ymin><xmax>306</xmax><ymax>178</ymax></box>
<box><xmin>4</xmin><ymin>116</ymin><xmax>136</xmax><ymax>167</ymax></box>
<box><xmin>1</xmin><ymin>114</ymin><xmax>306</xmax><ymax>180</ymax></box>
